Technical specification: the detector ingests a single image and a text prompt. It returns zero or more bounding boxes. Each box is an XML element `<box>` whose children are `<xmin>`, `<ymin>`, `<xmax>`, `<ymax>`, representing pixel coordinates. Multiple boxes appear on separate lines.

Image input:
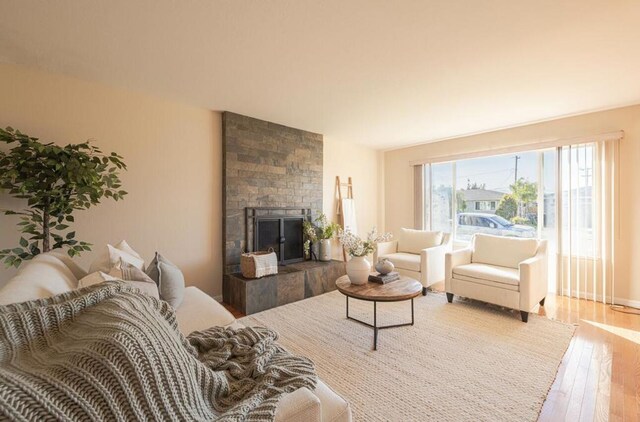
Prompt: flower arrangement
<box><xmin>338</xmin><ymin>227</ymin><xmax>392</xmax><ymax>257</ymax></box>
<box><xmin>303</xmin><ymin>213</ymin><xmax>341</xmax><ymax>258</ymax></box>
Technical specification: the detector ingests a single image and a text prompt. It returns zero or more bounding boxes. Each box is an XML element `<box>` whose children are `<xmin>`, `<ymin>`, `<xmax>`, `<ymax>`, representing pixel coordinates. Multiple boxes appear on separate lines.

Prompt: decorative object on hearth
<box><xmin>375</xmin><ymin>257</ymin><xmax>395</xmax><ymax>275</ymax></box>
<box><xmin>319</xmin><ymin>239</ymin><xmax>332</xmax><ymax>262</ymax></box>
<box><xmin>241</xmin><ymin>249</ymin><xmax>278</xmax><ymax>279</ymax></box>
<box><xmin>339</xmin><ymin>227</ymin><xmax>392</xmax><ymax>285</ymax></box>
<box><xmin>303</xmin><ymin>213</ymin><xmax>340</xmax><ymax>262</ymax></box>
<box><xmin>0</xmin><ymin>127</ymin><xmax>127</xmax><ymax>268</ymax></box>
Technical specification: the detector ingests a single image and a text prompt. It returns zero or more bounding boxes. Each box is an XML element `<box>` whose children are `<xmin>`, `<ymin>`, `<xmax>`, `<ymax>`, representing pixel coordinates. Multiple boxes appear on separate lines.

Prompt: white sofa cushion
<box><xmin>175</xmin><ymin>287</ymin><xmax>236</xmax><ymax>335</ymax></box>
<box><xmin>452</xmin><ymin>263</ymin><xmax>520</xmax><ymax>290</ymax></box>
<box><xmin>471</xmin><ymin>234</ymin><xmax>538</xmax><ymax>269</ymax></box>
<box><xmin>0</xmin><ymin>253</ymin><xmax>78</xmax><ymax>305</ymax></box>
<box><xmin>379</xmin><ymin>252</ymin><xmax>421</xmax><ymax>272</ymax></box>
<box><xmin>49</xmin><ymin>250</ymin><xmax>88</xmax><ymax>280</ymax></box>
<box><xmin>397</xmin><ymin>228</ymin><xmax>443</xmax><ymax>254</ymax></box>
<box><xmin>312</xmin><ymin>380</ymin><xmax>352</xmax><ymax>422</ymax></box>
<box><xmin>275</xmin><ymin>388</ymin><xmax>321</xmax><ymax>421</ymax></box>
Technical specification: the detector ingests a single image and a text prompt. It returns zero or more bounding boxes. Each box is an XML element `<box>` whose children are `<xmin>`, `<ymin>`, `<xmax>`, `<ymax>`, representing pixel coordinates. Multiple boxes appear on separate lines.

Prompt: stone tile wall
<box><xmin>222</xmin><ymin>112</ymin><xmax>323</xmax><ymax>274</ymax></box>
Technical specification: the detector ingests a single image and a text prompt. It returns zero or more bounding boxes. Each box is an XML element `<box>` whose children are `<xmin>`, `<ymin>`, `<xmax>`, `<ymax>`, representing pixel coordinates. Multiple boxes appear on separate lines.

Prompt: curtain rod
<box><xmin>408</xmin><ymin>130</ymin><xmax>625</xmax><ymax>166</ymax></box>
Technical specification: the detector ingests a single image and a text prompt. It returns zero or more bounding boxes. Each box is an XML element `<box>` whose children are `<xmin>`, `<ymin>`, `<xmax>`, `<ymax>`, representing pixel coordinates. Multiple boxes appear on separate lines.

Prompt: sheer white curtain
<box><xmin>556</xmin><ymin>139</ymin><xmax>619</xmax><ymax>303</ymax></box>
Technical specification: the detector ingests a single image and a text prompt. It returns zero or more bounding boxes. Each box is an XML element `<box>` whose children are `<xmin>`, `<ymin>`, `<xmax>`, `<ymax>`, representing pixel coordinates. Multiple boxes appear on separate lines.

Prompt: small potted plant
<box><xmin>303</xmin><ymin>213</ymin><xmax>340</xmax><ymax>261</ymax></box>
<box><xmin>338</xmin><ymin>227</ymin><xmax>392</xmax><ymax>284</ymax></box>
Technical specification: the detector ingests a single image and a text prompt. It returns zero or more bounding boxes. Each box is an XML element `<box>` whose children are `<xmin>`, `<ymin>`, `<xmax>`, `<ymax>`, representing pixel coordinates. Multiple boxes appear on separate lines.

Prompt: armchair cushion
<box><xmin>471</xmin><ymin>234</ymin><xmax>538</xmax><ymax>269</ymax></box>
<box><xmin>397</xmin><ymin>228</ymin><xmax>443</xmax><ymax>254</ymax></box>
<box><xmin>379</xmin><ymin>252</ymin><xmax>421</xmax><ymax>272</ymax></box>
<box><xmin>452</xmin><ymin>263</ymin><xmax>520</xmax><ymax>290</ymax></box>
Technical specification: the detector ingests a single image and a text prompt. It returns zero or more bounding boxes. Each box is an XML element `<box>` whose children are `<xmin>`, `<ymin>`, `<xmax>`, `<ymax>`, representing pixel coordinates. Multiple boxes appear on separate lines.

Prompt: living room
<box><xmin>0</xmin><ymin>1</ymin><xmax>638</xmax><ymax>421</ymax></box>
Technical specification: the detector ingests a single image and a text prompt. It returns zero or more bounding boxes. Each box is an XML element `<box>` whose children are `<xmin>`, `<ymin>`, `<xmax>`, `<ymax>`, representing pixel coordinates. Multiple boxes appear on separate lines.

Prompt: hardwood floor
<box><xmin>536</xmin><ymin>294</ymin><xmax>640</xmax><ymax>422</ymax></box>
<box><xmin>224</xmin><ymin>292</ymin><xmax>640</xmax><ymax>421</ymax></box>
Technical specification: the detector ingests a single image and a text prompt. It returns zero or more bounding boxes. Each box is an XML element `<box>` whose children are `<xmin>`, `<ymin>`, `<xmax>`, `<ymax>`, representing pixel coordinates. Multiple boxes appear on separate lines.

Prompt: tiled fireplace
<box><xmin>221</xmin><ymin>112</ymin><xmax>345</xmax><ymax>314</ymax></box>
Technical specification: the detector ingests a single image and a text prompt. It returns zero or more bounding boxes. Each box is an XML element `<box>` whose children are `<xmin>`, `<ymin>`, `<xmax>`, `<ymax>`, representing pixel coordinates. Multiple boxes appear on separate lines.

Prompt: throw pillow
<box><xmin>78</xmin><ymin>271</ymin><xmax>118</xmax><ymax>288</ymax></box>
<box><xmin>397</xmin><ymin>228</ymin><xmax>444</xmax><ymax>254</ymax></box>
<box><xmin>145</xmin><ymin>252</ymin><xmax>185</xmax><ymax>308</ymax></box>
<box><xmin>109</xmin><ymin>259</ymin><xmax>160</xmax><ymax>299</ymax></box>
<box><xmin>89</xmin><ymin>240</ymin><xmax>145</xmax><ymax>273</ymax></box>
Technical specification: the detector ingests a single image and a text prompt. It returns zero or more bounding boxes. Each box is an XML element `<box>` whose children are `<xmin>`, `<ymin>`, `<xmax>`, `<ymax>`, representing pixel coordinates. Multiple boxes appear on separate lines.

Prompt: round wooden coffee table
<box><xmin>336</xmin><ymin>274</ymin><xmax>422</xmax><ymax>350</ymax></box>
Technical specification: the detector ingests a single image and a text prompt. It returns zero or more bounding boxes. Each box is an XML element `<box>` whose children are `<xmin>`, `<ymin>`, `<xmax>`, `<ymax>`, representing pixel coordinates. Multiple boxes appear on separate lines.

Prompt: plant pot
<box><xmin>346</xmin><ymin>256</ymin><xmax>371</xmax><ymax>285</ymax></box>
<box><xmin>319</xmin><ymin>239</ymin><xmax>331</xmax><ymax>261</ymax></box>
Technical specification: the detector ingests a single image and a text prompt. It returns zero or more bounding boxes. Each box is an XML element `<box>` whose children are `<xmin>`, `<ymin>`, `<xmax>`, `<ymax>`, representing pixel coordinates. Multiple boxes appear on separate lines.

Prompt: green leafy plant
<box><xmin>302</xmin><ymin>212</ymin><xmax>341</xmax><ymax>258</ymax></box>
<box><xmin>0</xmin><ymin>127</ymin><xmax>127</xmax><ymax>267</ymax></box>
<box><xmin>495</xmin><ymin>194</ymin><xmax>518</xmax><ymax>220</ymax></box>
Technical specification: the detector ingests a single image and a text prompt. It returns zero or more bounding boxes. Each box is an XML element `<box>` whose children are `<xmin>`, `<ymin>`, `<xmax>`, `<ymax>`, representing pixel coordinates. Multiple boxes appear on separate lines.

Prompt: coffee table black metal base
<box><xmin>345</xmin><ymin>296</ymin><xmax>415</xmax><ymax>351</ymax></box>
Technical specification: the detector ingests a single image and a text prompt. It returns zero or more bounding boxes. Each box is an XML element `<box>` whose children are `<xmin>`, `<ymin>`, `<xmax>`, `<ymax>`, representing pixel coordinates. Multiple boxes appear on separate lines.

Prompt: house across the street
<box><xmin>458</xmin><ymin>188</ymin><xmax>505</xmax><ymax>213</ymax></box>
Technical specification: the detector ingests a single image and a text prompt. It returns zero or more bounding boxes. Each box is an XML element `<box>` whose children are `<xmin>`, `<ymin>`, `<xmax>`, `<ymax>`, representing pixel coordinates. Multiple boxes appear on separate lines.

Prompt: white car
<box><xmin>457</xmin><ymin>212</ymin><xmax>536</xmax><ymax>241</ymax></box>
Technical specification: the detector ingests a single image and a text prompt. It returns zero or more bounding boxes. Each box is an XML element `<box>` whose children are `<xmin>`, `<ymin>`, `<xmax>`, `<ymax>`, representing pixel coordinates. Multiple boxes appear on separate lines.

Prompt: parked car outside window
<box><xmin>456</xmin><ymin>212</ymin><xmax>537</xmax><ymax>241</ymax></box>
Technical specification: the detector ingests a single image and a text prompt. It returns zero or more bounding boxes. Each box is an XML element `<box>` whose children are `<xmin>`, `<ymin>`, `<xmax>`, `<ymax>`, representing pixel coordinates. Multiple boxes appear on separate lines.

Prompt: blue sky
<box><xmin>456</xmin><ymin>152</ymin><xmax>538</xmax><ymax>192</ymax></box>
<box><xmin>430</xmin><ymin>149</ymin><xmax>557</xmax><ymax>193</ymax></box>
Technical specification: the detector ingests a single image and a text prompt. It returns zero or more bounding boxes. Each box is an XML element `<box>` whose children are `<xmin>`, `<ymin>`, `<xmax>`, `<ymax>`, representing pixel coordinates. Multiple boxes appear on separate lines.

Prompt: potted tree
<box><xmin>0</xmin><ymin>127</ymin><xmax>127</xmax><ymax>267</ymax></box>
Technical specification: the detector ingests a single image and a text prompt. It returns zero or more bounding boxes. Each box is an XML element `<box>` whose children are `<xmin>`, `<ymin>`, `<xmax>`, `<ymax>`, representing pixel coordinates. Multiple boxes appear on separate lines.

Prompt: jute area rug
<box><xmin>240</xmin><ymin>290</ymin><xmax>575</xmax><ymax>422</ymax></box>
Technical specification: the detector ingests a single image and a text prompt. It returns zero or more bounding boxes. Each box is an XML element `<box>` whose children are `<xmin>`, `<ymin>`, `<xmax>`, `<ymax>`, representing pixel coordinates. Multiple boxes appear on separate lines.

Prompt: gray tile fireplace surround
<box><xmin>222</xmin><ymin>112</ymin><xmax>336</xmax><ymax>314</ymax></box>
<box><xmin>223</xmin><ymin>260</ymin><xmax>346</xmax><ymax>315</ymax></box>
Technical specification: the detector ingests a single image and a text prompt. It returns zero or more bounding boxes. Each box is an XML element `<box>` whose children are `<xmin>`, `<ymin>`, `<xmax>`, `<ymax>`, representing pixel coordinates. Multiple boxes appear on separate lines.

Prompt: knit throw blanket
<box><xmin>0</xmin><ymin>281</ymin><xmax>317</xmax><ymax>421</ymax></box>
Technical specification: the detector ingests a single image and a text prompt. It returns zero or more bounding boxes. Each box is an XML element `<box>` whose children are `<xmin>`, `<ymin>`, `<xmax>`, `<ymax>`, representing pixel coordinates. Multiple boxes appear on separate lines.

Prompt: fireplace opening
<box><xmin>247</xmin><ymin>208</ymin><xmax>311</xmax><ymax>265</ymax></box>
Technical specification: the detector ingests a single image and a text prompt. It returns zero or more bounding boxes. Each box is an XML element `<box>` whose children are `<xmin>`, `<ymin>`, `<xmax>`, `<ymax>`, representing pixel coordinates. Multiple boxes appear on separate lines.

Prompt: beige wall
<box><xmin>384</xmin><ymin>105</ymin><xmax>640</xmax><ymax>304</ymax></box>
<box><xmin>0</xmin><ymin>63</ymin><xmax>223</xmax><ymax>296</ymax></box>
<box><xmin>0</xmin><ymin>64</ymin><xmax>381</xmax><ymax>297</ymax></box>
<box><xmin>322</xmin><ymin>138</ymin><xmax>384</xmax><ymax>260</ymax></box>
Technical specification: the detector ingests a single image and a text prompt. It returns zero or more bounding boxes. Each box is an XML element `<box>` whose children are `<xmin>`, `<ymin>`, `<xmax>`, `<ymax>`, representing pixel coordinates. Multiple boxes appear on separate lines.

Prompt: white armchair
<box><xmin>375</xmin><ymin>228</ymin><xmax>452</xmax><ymax>295</ymax></box>
<box><xmin>445</xmin><ymin>233</ymin><xmax>548</xmax><ymax>322</ymax></box>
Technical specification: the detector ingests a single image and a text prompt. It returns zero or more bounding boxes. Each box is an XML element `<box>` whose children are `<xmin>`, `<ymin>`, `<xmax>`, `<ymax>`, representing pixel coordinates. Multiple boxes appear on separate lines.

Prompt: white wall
<box><xmin>0</xmin><ymin>64</ymin><xmax>382</xmax><ymax>296</ymax></box>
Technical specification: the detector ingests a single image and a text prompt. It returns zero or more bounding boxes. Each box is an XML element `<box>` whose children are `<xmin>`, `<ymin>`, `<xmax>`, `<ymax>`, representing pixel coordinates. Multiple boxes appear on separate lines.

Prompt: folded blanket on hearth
<box><xmin>0</xmin><ymin>281</ymin><xmax>316</xmax><ymax>421</ymax></box>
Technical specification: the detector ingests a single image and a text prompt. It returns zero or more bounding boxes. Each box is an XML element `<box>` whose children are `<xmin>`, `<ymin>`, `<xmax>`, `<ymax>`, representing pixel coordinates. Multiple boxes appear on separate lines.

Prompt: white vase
<box><xmin>346</xmin><ymin>256</ymin><xmax>371</xmax><ymax>285</ymax></box>
<box><xmin>319</xmin><ymin>239</ymin><xmax>331</xmax><ymax>261</ymax></box>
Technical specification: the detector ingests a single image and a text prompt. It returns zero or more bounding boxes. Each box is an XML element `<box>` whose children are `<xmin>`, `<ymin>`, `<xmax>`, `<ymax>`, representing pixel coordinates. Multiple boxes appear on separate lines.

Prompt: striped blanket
<box><xmin>0</xmin><ymin>281</ymin><xmax>316</xmax><ymax>421</ymax></box>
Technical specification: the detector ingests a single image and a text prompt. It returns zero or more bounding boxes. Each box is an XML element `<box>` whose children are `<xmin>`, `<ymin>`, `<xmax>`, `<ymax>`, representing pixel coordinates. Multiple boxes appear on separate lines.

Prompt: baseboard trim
<box><xmin>612</xmin><ymin>297</ymin><xmax>640</xmax><ymax>309</ymax></box>
<box><xmin>560</xmin><ymin>289</ymin><xmax>640</xmax><ymax>309</ymax></box>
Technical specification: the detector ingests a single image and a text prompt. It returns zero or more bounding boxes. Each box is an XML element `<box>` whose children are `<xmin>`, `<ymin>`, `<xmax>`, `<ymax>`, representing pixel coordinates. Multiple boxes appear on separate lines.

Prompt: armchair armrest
<box><xmin>445</xmin><ymin>248</ymin><xmax>472</xmax><ymax>291</ymax></box>
<box><xmin>519</xmin><ymin>240</ymin><xmax>548</xmax><ymax>312</ymax></box>
<box><xmin>420</xmin><ymin>243</ymin><xmax>452</xmax><ymax>287</ymax></box>
<box><xmin>374</xmin><ymin>240</ymin><xmax>398</xmax><ymax>262</ymax></box>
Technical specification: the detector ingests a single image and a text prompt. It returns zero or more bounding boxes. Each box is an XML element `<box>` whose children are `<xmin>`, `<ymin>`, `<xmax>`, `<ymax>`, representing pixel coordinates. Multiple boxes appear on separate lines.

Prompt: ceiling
<box><xmin>1</xmin><ymin>1</ymin><xmax>639</xmax><ymax>149</ymax></box>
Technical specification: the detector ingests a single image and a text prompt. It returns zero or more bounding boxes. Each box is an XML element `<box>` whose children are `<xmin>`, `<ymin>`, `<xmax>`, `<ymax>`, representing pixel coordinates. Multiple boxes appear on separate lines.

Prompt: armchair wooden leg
<box><xmin>446</xmin><ymin>293</ymin><xmax>453</xmax><ymax>303</ymax></box>
<box><xmin>422</xmin><ymin>287</ymin><xmax>427</xmax><ymax>296</ymax></box>
<box><xmin>520</xmin><ymin>311</ymin><xmax>529</xmax><ymax>323</ymax></box>
<box><xmin>539</xmin><ymin>297</ymin><xmax>546</xmax><ymax>306</ymax></box>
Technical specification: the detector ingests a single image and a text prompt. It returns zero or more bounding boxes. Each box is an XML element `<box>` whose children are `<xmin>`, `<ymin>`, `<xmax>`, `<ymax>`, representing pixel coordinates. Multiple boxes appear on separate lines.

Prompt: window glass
<box><xmin>431</xmin><ymin>162</ymin><xmax>453</xmax><ymax>233</ymax></box>
<box><xmin>560</xmin><ymin>145</ymin><xmax>595</xmax><ymax>257</ymax></box>
<box><xmin>542</xmin><ymin>149</ymin><xmax>557</xmax><ymax>291</ymax></box>
<box><xmin>455</xmin><ymin>152</ymin><xmax>538</xmax><ymax>241</ymax></box>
